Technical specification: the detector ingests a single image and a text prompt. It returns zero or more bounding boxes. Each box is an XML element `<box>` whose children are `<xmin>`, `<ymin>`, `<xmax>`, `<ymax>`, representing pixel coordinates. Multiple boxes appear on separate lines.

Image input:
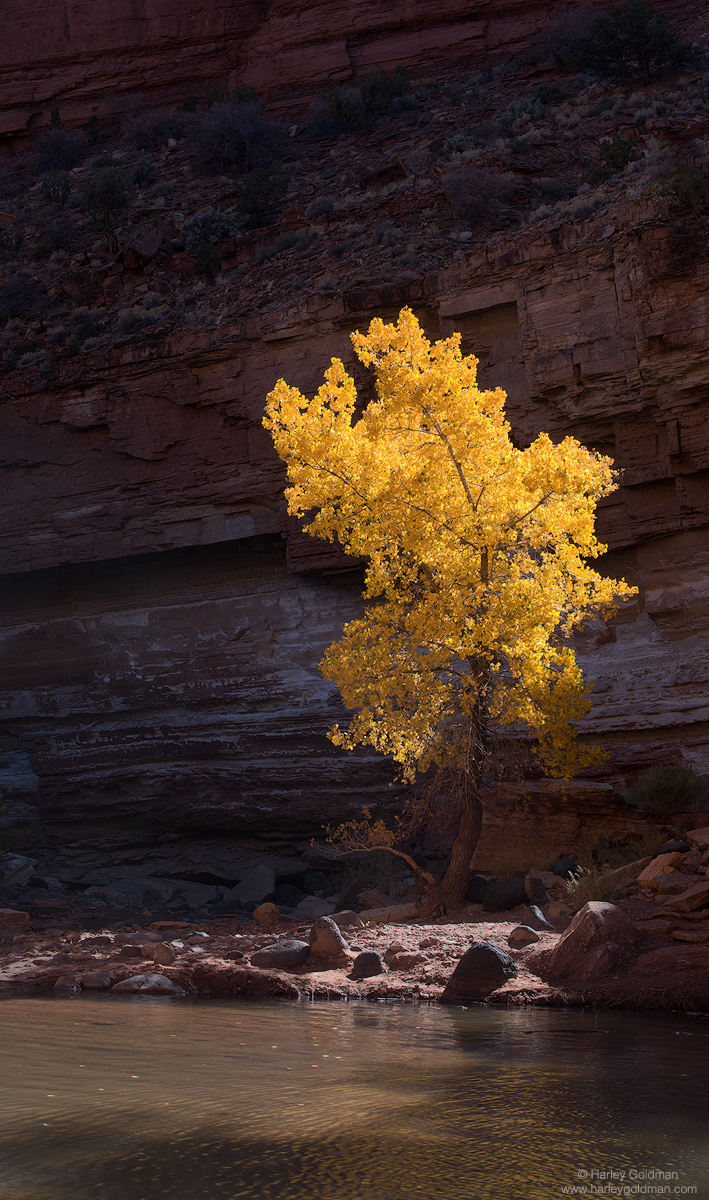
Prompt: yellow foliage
<box><xmin>264</xmin><ymin>308</ymin><xmax>635</xmax><ymax>784</ymax></box>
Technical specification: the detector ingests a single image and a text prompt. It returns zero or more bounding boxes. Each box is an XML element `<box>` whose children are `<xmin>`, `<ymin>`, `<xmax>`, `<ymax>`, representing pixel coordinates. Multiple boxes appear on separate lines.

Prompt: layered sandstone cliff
<box><xmin>2</xmin><ymin>0</ymin><xmax>709</xmax><ymax>877</ymax></box>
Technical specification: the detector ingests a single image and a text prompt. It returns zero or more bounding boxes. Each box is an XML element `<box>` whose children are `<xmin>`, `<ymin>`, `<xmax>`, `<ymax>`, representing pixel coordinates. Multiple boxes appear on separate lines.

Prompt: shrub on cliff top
<box><xmin>193</xmin><ymin>102</ymin><xmax>287</xmax><ymax>174</ymax></box>
<box><xmin>566</xmin><ymin>0</ymin><xmax>701</xmax><ymax>83</ymax></box>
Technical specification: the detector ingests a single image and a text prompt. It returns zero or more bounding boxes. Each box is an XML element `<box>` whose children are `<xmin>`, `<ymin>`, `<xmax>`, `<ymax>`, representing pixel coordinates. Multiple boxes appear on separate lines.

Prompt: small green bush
<box><xmin>182</xmin><ymin>206</ymin><xmax>235</xmax><ymax>249</ymax></box>
<box><xmin>626</xmin><ymin>764</ymin><xmax>709</xmax><ymax>815</ymax></box>
<box><xmin>567</xmin><ymin>0</ymin><xmax>700</xmax><ymax>83</ymax></box>
<box><xmin>40</xmin><ymin>172</ymin><xmax>70</xmax><ymax>207</ymax></box>
<box><xmin>584</xmin><ymin>130</ymin><xmax>639</xmax><ymax>183</ymax></box>
<box><xmin>305</xmin><ymin>196</ymin><xmax>336</xmax><ymax>218</ymax></box>
<box><xmin>236</xmin><ymin>166</ymin><xmax>288</xmax><ymax>228</ymax></box>
<box><xmin>654</xmin><ymin>160</ymin><xmax>709</xmax><ymax>212</ymax></box>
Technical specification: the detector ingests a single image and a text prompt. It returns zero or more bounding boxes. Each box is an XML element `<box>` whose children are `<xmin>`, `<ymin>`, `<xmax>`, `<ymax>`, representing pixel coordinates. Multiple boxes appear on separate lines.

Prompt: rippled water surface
<box><xmin>1</xmin><ymin>995</ymin><xmax>708</xmax><ymax>1200</ymax></box>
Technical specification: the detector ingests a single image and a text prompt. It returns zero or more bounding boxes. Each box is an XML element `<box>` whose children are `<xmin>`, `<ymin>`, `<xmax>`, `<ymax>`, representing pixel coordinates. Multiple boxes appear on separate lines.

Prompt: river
<box><xmin>0</xmin><ymin>995</ymin><xmax>707</xmax><ymax>1199</ymax></box>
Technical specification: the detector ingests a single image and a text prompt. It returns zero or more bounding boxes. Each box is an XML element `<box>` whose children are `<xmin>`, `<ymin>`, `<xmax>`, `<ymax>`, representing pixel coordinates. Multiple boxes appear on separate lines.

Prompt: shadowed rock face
<box><xmin>0</xmin><ymin>0</ymin><xmax>620</xmax><ymax>142</ymax></box>
<box><xmin>2</xmin><ymin>6</ymin><xmax>709</xmax><ymax>872</ymax></box>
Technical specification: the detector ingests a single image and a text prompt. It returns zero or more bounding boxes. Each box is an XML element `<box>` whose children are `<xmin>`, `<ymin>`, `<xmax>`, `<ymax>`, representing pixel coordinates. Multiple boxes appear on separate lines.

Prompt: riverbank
<box><xmin>2</xmin><ymin>895</ymin><xmax>709</xmax><ymax>1013</ymax></box>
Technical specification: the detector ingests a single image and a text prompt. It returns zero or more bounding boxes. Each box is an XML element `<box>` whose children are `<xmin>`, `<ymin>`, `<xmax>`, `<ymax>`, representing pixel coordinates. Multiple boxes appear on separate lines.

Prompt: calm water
<box><xmin>0</xmin><ymin>996</ymin><xmax>708</xmax><ymax>1200</ymax></box>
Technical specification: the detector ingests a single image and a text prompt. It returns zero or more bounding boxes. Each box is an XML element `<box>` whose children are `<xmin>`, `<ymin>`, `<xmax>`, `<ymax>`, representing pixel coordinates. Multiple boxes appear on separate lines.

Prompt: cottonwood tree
<box><xmin>263</xmin><ymin>309</ymin><xmax>635</xmax><ymax>913</ymax></box>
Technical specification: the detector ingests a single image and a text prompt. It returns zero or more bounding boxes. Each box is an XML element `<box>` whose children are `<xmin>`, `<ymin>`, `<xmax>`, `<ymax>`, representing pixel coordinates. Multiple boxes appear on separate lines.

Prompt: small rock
<box><xmin>250</xmin><ymin>939</ymin><xmax>310</xmax><ymax>969</ymax></box>
<box><xmin>51</xmin><ymin>952</ymin><xmax>74</xmax><ymax>964</ymax></box>
<box><xmin>519</xmin><ymin>904</ymin><xmax>552</xmax><ymax>931</ymax></box>
<box><xmin>387</xmin><ymin>941</ymin><xmax>406</xmax><ymax>955</ymax></box>
<box><xmin>482</xmin><ymin>878</ymin><xmax>527</xmax><ymax>912</ymax></box>
<box><xmin>309</xmin><ymin>916</ymin><xmax>348</xmax><ymax>959</ymax></box>
<box><xmin>153</xmin><ymin>942</ymin><xmax>176</xmax><ymax>966</ymax></box>
<box><xmin>351</xmin><ymin>950</ymin><xmax>386</xmax><ymax>979</ymax></box>
<box><xmin>546</xmin><ymin>901</ymin><xmax>573</xmax><ymax>918</ymax></box>
<box><xmin>331</xmin><ymin>910</ymin><xmax>364</xmax><ymax>929</ymax></box>
<box><xmin>54</xmin><ymin>974</ymin><xmax>79</xmax><ymax>991</ymax></box>
<box><xmin>441</xmin><ymin>941</ymin><xmax>518</xmax><ymax>1002</ymax></box>
<box><xmin>388</xmin><ymin>951</ymin><xmax>426</xmax><ymax>970</ymax></box>
<box><xmin>111</xmin><ymin>973</ymin><xmax>185</xmax><ymax>995</ymax></box>
<box><xmin>253</xmin><ymin>903</ymin><xmax>280</xmax><ymax>927</ymax></box>
<box><xmin>117</xmin><ymin>944</ymin><xmax>143</xmax><ymax>959</ymax></box>
<box><xmin>81</xmin><ymin>970</ymin><xmax>112</xmax><ymax>990</ymax></box>
<box><xmin>507</xmin><ymin>925</ymin><xmax>540</xmax><ymax>949</ymax></box>
<box><xmin>671</xmin><ymin>929</ymin><xmax>709</xmax><ymax>943</ymax></box>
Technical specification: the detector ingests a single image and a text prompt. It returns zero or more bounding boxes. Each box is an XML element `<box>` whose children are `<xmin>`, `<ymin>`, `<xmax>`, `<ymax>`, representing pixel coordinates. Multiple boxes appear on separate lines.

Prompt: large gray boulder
<box><xmin>235</xmin><ymin>865</ymin><xmax>275</xmax><ymax>905</ymax></box>
<box><xmin>250</xmin><ymin>940</ymin><xmax>310</xmax><ymax>969</ymax></box>
<box><xmin>0</xmin><ymin>854</ymin><xmax>36</xmax><ymax>888</ymax></box>
<box><xmin>545</xmin><ymin>901</ymin><xmax>640</xmax><ymax>981</ymax></box>
<box><xmin>441</xmin><ymin>941</ymin><xmax>518</xmax><ymax>1002</ymax></box>
<box><xmin>482</xmin><ymin>878</ymin><xmax>527</xmax><ymax>912</ymax></box>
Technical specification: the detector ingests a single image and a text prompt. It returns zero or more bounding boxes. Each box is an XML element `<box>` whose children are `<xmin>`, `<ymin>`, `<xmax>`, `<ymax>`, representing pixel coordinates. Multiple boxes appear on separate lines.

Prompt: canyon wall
<box><xmin>2</xmin><ymin>191</ymin><xmax>708</xmax><ymax>870</ymax></box>
<box><xmin>0</xmin><ymin>0</ymin><xmax>690</xmax><ymax>142</ymax></box>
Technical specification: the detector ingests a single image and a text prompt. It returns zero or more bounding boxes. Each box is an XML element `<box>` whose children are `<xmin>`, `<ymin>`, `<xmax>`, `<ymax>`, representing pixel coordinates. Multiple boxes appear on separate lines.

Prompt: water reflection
<box><xmin>0</xmin><ymin>996</ymin><xmax>707</xmax><ymax>1199</ymax></box>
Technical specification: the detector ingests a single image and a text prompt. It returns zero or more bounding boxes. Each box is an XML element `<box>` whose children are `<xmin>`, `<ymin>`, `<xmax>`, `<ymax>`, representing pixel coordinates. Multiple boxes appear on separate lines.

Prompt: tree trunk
<box><xmin>437</xmin><ymin>777</ymin><xmax>483</xmax><ymax>914</ymax></box>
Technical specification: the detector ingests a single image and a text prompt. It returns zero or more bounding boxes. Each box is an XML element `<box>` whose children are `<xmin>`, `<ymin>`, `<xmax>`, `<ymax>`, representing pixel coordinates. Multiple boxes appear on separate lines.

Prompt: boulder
<box><xmin>656</xmin><ymin>840</ymin><xmax>691</xmax><ymax>854</ymax></box>
<box><xmin>152</xmin><ymin>942</ymin><xmax>176</xmax><ymax>965</ymax></box>
<box><xmin>309</xmin><ymin>916</ymin><xmax>349</xmax><ymax>959</ymax></box>
<box><xmin>253</xmin><ymin>902</ymin><xmax>280</xmax><ymax>927</ymax></box>
<box><xmin>357</xmin><ymin>902</ymin><xmax>418</xmax><ymax>923</ymax></box>
<box><xmin>508</xmin><ymin>925</ymin><xmax>540</xmax><ymax>949</ymax></box>
<box><xmin>0</xmin><ymin>908</ymin><xmax>30</xmax><ymax>933</ymax></box>
<box><xmin>653</xmin><ymin>874</ymin><xmax>690</xmax><ymax>895</ymax></box>
<box><xmin>524</xmin><ymin>869</ymin><xmax>558</xmax><ymax>905</ymax></box>
<box><xmin>331</xmin><ymin>910</ymin><xmax>364</xmax><ymax>928</ymax></box>
<box><xmin>274</xmin><ymin>883</ymin><xmax>306</xmax><ymax>907</ymax></box>
<box><xmin>545</xmin><ymin>901</ymin><xmax>639</xmax><ymax>981</ymax></box>
<box><xmin>482</xmin><ymin>878</ymin><xmax>527</xmax><ymax>912</ymax></box>
<box><xmin>687</xmin><ymin>826</ymin><xmax>709</xmax><ymax>850</ymax></box>
<box><xmin>550</xmin><ymin>856</ymin><xmax>577</xmax><ymax>878</ymax></box>
<box><xmin>602</xmin><ymin>856</ymin><xmax>652</xmax><ymax>889</ymax></box>
<box><xmin>546</xmin><ymin>901</ymin><xmax>573</xmax><ymax>918</ymax></box>
<box><xmin>250</xmin><ymin>939</ymin><xmax>310</xmax><ymax>969</ymax></box>
<box><xmin>441</xmin><ymin>941</ymin><xmax>518</xmax><ymax>1002</ymax></box>
<box><xmin>361</xmin><ymin>888</ymin><xmax>396</xmax><ymax>910</ymax></box>
<box><xmin>210</xmin><ymin>897</ymin><xmax>244</xmax><ymax>916</ymax></box>
<box><xmin>80</xmin><ymin>970</ymin><xmax>112</xmax><ymax>990</ymax></box>
<box><xmin>351</xmin><ymin>950</ymin><xmax>386</xmax><ymax>979</ymax></box>
<box><xmin>663</xmin><ymin>880</ymin><xmax>709</xmax><ymax>912</ymax></box>
<box><xmin>293</xmin><ymin>897</ymin><xmax>337</xmax><ymax>919</ymax></box>
<box><xmin>235</xmin><ymin>865</ymin><xmax>275</xmax><ymax>905</ymax></box>
<box><xmin>519</xmin><ymin>904</ymin><xmax>552</xmax><ymax>931</ymax></box>
<box><xmin>0</xmin><ymin>854</ymin><xmax>36</xmax><ymax>887</ymax></box>
<box><xmin>112</xmin><ymin>973</ymin><xmax>185</xmax><ymax>995</ymax></box>
<box><xmin>466</xmin><ymin>873</ymin><xmax>494</xmax><ymax>904</ymax></box>
<box><xmin>636</xmin><ymin>852</ymin><xmax>686</xmax><ymax>887</ymax></box>
<box><xmin>54</xmin><ymin>974</ymin><xmax>80</xmax><ymax>991</ymax></box>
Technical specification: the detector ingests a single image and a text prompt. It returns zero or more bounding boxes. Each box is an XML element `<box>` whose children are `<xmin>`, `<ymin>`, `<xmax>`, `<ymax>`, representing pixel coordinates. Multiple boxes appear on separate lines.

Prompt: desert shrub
<box><xmin>584</xmin><ymin>130</ymin><xmax>639</xmax><ymax>183</ymax></box>
<box><xmin>80</xmin><ymin>167</ymin><xmax>130</xmax><ymax>252</ymax></box>
<box><xmin>543</xmin><ymin>6</ymin><xmax>593</xmax><ymax>67</ymax></box>
<box><xmin>40</xmin><ymin>172</ymin><xmax>71</xmax><ymax>207</ymax></box>
<box><xmin>0</xmin><ymin>272</ymin><xmax>44</xmax><ymax>321</ymax></box>
<box><xmin>130</xmin><ymin>111</ymin><xmax>186</xmax><ymax>151</ymax></box>
<box><xmin>131</xmin><ymin>157</ymin><xmax>157</xmax><ymax>187</ymax></box>
<box><xmin>236</xmin><ymin>166</ymin><xmax>288</xmax><ymax>228</ymax></box>
<box><xmin>193</xmin><ymin>102</ymin><xmax>287</xmax><ymax>174</ymax></box>
<box><xmin>391</xmin><ymin>94</ymin><xmax>419</xmax><ymax>114</ymax></box>
<box><xmin>534</xmin><ymin>83</ymin><xmax>566</xmax><ymax>106</ymax></box>
<box><xmin>34</xmin><ymin>129</ymin><xmax>84</xmax><ymax>173</ymax></box>
<box><xmin>259</xmin><ymin>230</ymin><xmax>310</xmax><ymax>260</ymax></box>
<box><xmin>373</xmin><ymin>219</ymin><xmax>404</xmax><ymax>247</ymax></box>
<box><xmin>0</xmin><ymin>230</ymin><xmax>24</xmax><ymax>259</ymax></box>
<box><xmin>565</xmin><ymin>866</ymin><xmax>623</xmax><ymax>908</ymax></box>
<box><xmin>538</xmin><ymin>176</ymin><xmax>569</xmax><ymax>200</ymax></box>
<box><xmin>182</xmin><ymin>95</ymin><xmax>200</xmax><ymax>112</ymax></box>
<box><xmin>27</xmin><ymin>241</ymin><xmax>51</xmax><ymax>262</ymax></box>
<box><xmin>116</xmin><ymin>309</ymin><xmax>148</xmax><ymax>336</ymax></box>
<box><xmin>566</xmin><ymin>0</ymin><xmax>701</xmax><ymax>83</ymax></box>
<box><xmin>182</xmin><ymin>206</ymin><xmax>235</xmax><ymax>249</ymax></box>
<box><xmin>360</xmin><ymin>66</ymin><xmax>411</xmax><ymax>114</ymax></box>
<box><xmin>443</xmin><ymin>164</ymin><xmax>513</xmax><ymax>223</ymax></box>
<box><xmin>653</xmin><ymin>160</ymin><xmax>709</xmax><ymax>212</ymax></box>
<box><xmin>500</xmin><ymin>97</ymin><xmax>544</xmax><ymax>132</ymax></box>
<box><xmin>442</xmin><ymin>132</ymin><xmax>486</xmax><ymax>159</ymax></box>
<box><xmin>305</xmin><ymin>196</ymin><xmax>335</xmax><ymax>218</ymax></box>
<box><xmin>626</xmin><ymin>764</ymin><xmax>709</xmax><ymax>815</ymax></box>
<box><xmin>146</xmin><ymin>181</ymin><xmax>174</xmax><ymax>201</ymax></box>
